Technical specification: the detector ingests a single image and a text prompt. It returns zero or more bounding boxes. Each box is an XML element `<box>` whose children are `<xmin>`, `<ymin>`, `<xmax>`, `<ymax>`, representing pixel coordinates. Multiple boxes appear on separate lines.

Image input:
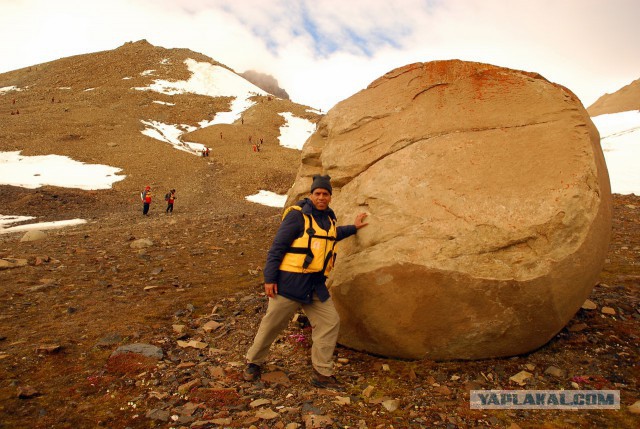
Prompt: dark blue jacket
<box><xmin>263</xmin><ymin>198</ymin><xmax>357</xmax><ymax>303</ymax></box>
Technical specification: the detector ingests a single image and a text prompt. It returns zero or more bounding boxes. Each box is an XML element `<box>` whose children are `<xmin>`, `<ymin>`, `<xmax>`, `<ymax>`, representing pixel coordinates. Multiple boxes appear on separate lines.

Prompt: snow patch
<box><xmin>593</xmin><ymin>110</ymin><xmax>640</xmax><ymax>195</ymax></box>
<box><xmin>245</xmin><ymin>191</ymin><xmax>287</xmax><ymax>208</ymax></box>
<box><xmin>0</xmin><ymin>151</ymin><xmax>125</xmax><ymax>190</ymax></box>
<box><xmin>0</xmin><ymin>86</ymin><xmax>22</xmax><ymax>94</ymax></box>
<box><xmin>140</xmin><ymin>120</ymin><xmax>205</xmax><ymax>154</ymax></box>
<box><xmin>0</xmin><ymin>216</ymin><xmax>87</xmax><ymax>235</ymax></box>
<box><xmin>278</xmin><ymin>113</ymin><xmax>315</xmax><ymax>150</ymax></box>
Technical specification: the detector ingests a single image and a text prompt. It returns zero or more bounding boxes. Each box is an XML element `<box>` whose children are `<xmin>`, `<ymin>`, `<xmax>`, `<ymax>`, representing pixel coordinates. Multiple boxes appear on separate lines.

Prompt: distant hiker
<box><xmin>252</xmin><ymin>144</ymin><xmax>257</xmax><ymax>152</ymax></box>
<box><xmin>243</xmin><ymin>175</ymin><xmax>369</xmax><ymax>390</ymax></box>
<box><xmin>241</xmin><ymin>118</ymin><xmax>244</xmax><ymax>125</ymax></box>
<box><xmin>205</xmin><ymin>147</ymin><xmax>210</xmax><ymax>157</ymax></box>
<box><xmin>201</xmin><ymin>148</ymin><xmax>206</xmax><ymax>157</ymax></box>
<box><xmin>220</xmin><ymin>132</ymin><xmax>223</xmax><ymax>140</ymax></box>
<box><xmin>165</xmin><ymin>189</ymin><xmax>176</xmax><ymax>214</ymax></box>
<box><xmin>141</xmin><ymin>186</ymin><xmax>152</xmax><ymax>215</ymax></box>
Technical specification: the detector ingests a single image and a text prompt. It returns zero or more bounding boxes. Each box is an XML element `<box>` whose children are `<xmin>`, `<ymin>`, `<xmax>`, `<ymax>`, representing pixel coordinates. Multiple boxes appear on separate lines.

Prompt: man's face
<box><xmin>310</xmin><ymin>188</ymin><xmax>331</xmax><ymax>210</ymax></box>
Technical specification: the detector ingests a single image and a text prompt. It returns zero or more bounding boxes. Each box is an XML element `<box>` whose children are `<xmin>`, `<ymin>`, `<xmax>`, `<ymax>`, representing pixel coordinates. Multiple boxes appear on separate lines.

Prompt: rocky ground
<box><xmin>0</xmin><ymin>192</ymin><xmax>638</xmax><ymax>429</ymax></box>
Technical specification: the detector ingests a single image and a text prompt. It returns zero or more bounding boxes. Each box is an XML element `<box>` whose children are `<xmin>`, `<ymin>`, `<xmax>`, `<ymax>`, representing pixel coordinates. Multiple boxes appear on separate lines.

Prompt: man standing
<box><xmin>244</xmin><ymin>175</ymin><xmax>368</xmax><ymax>389</ymax></box>
<box><xmin>165</xmin><ymin>189</ymin><xmax>176</xmax><ymax>214</ymax></box>
<box><xmin>141</xmin><ymin>186</ymin><xmax>152</xmax><ymax>215</ymax></box>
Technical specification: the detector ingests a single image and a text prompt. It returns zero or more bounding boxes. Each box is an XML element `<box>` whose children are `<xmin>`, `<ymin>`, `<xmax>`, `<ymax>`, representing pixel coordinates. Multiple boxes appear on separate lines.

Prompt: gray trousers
<box><xmin>246</xmin><ymin>294</ymin><xmax>340</xmax><ymax>376</ymax></box>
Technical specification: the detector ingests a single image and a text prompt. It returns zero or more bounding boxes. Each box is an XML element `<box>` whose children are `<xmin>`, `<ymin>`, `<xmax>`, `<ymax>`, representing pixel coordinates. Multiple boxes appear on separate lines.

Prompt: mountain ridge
<box><xmin>587</xmin><ymin>77</ymin><xmax>640</xmax><ymax>116</ymax></box>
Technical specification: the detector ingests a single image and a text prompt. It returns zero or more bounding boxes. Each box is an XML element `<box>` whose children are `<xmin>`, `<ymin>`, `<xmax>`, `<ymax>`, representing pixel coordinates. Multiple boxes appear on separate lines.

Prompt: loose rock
<box><xmin>111</xmin><ymin>343</ymin><xmax>163</xmax><ymax>360</ymax></box>
<box><xmin>20</xmin><ymin>230</ymin><xmax>47</xmax><ymax>242</ymax></box>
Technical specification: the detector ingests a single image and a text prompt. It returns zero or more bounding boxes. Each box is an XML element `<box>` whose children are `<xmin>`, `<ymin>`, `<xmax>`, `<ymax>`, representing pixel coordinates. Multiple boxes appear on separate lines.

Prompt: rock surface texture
<box><xmin>287</xmin><ymin>60</ymin><xmax>612</xmax><ymax>360</ymax></box>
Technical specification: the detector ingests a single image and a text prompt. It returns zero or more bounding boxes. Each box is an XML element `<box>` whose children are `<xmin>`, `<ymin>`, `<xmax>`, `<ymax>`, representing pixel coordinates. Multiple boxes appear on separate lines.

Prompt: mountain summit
<box><xmin>240</xmin><ymin>70</ymin><xmax>290</xmax><ymax>100</ymax></box>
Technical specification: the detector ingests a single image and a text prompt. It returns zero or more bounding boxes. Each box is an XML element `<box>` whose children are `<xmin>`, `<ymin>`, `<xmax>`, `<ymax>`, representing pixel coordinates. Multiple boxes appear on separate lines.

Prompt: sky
<box><xmin>1</xmin><ymin>0</ymin><xmax>639</xmax><ymax>112</ymax></box>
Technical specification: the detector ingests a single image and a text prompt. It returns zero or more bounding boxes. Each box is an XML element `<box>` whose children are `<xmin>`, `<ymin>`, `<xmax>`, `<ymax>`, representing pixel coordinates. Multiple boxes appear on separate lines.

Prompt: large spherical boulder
<box><xmin>287</xmin><ymin>60</ymin><xmax>612</xmax><ymax>360</ymax></box>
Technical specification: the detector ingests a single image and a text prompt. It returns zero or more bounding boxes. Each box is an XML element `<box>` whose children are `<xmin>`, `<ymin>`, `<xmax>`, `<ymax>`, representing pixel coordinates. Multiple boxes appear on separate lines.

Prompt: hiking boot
<box><xmin>311</xmin><ymin>372</ymin><xmax>343</xmax><ymax>391</ymax></box>
<box><xmin>243</xmin><ymin>363</ymin><xmax>261</xmax><ymax>382</ymax></box>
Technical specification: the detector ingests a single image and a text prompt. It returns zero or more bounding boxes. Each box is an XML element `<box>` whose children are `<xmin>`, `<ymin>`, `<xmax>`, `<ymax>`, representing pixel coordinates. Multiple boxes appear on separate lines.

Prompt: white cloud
<box><xmin>1</xmin><ymin>0</ymin><xmax>638</xmax><ymax>111</ymax></box>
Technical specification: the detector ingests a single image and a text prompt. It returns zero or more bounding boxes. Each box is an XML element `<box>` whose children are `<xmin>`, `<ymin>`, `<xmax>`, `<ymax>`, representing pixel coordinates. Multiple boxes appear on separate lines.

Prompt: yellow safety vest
<box><xmin>279</xmin><ymin>206</ymin><xmax>338</xmax><ymax>276</ymax></box>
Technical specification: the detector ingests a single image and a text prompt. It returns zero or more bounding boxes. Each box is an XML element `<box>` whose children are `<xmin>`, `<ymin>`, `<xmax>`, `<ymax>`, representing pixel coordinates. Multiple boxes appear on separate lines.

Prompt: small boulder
<box><xmin>130</xmin><ymin>238</ymin><xmax>153</xmax><ymax>249</ymax></box>
<box><xmin>17</xmin><ymin>386</ymin><xmax>39</xmax><ymax>399</ymax></box>
<box><xmin>111</xmin><ymin>343</ymin><xmax>163</xmax><ymax>360</ymax></box>
<box><xmin>20</xmin><ymin>230</ymin><xmax>47</xmax><ymax>242</ymax></box>
<box><xmin>544</xmin><ymin>365</ymin><xmax>565</xmax><ymax>378</ymax></box>
<box><xmin>0</xmin><ymin>258</ymin><xmax>28</xmax><ymax>270</ymax></box>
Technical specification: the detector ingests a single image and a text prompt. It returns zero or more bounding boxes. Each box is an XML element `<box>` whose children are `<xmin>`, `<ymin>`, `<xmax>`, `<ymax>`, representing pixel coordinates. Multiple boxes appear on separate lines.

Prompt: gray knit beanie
<box><xmin>310</xmin><ymin>174</ymin><xmax>332</xmax><ymax>194</ymax></box>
